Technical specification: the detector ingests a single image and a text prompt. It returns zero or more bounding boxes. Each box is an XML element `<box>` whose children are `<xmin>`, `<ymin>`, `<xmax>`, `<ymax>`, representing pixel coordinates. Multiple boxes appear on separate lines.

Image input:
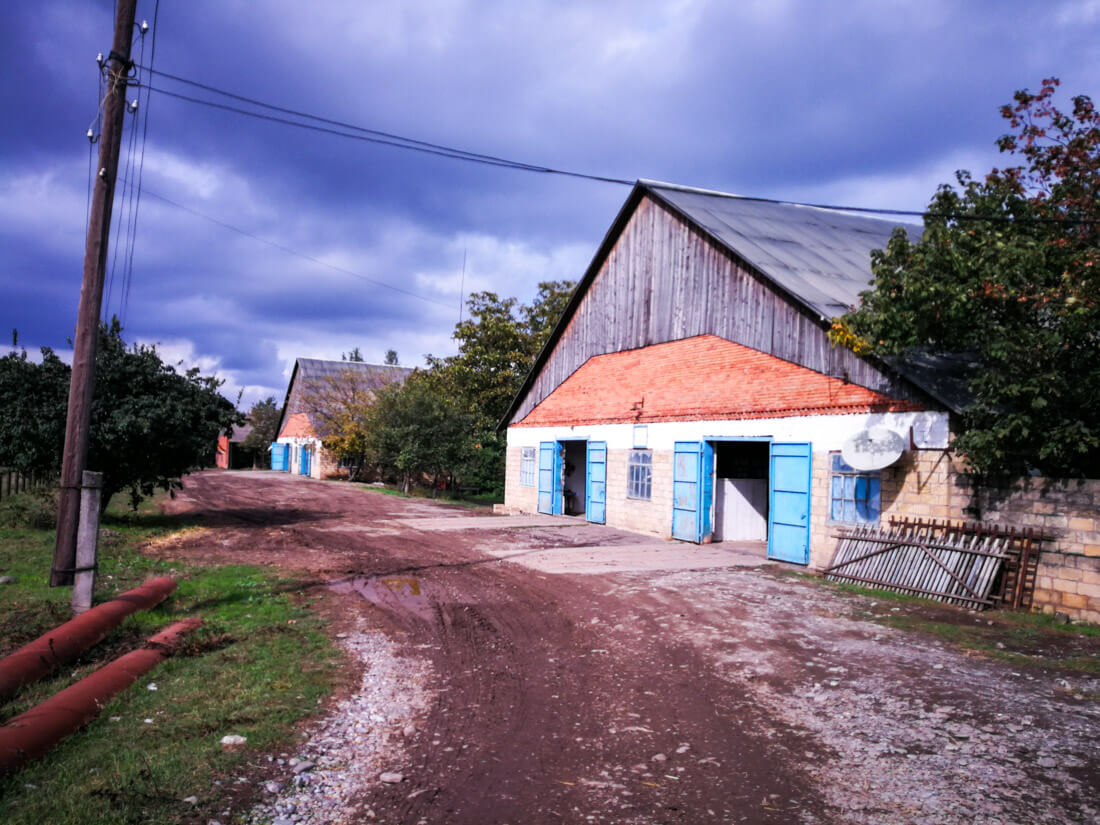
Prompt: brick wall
<box><xmin>972</xmin><ymin>479</ymin><xmax>1100</xmax><ymax>623</ymax></box>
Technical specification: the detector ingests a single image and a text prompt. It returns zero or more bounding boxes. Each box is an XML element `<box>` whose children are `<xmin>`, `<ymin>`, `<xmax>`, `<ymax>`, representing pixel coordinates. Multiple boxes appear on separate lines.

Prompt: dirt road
<box><xmin>159</xmin><ymin>472</ymin><xmax>1099</xmax><ymax>825</ymax></box>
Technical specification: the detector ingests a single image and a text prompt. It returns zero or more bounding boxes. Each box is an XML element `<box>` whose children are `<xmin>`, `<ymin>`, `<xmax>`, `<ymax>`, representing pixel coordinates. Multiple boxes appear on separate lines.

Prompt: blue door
<box><xmin>672</xmin><ymin>441</ymin><xmax>713</xmax><ymax>542</ymax></box>
<box><xmin>585</xmin><ymin>441</ymin><xmax>606</xmax><ymax>524</ymax></box>
<box><xmin>271</xmin><ymin>443</ymin><xmax>289</xmax><ymax>472</ymax></box>
<box><xmin>538</xmin><ymin>441</ymin><xmax>563</xmax><ymax>515</ymax></box>
<box><xmin>768</xmin><ymin>442</ymin><xmax>812</xmax><ymax>564</ymax></box>
<box><xmin>300</xmin><ymin>445</ymin><xmax>312</xmax><ymax>477</ymax></box>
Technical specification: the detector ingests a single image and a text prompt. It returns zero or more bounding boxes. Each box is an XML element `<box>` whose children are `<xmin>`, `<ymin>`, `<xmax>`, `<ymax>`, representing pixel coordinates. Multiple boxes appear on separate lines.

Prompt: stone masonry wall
<box><xmin>973</xmin><ymin>479</ymin><xmax>1100</xmax><ymax>623</ymax></box>
<box><xmin>809</xmin><ymin>449</ymin><xmax>971</xmax><ymax>569</ymax></box>
<box><xmin>503</xmin><ymin>445</ymin><xmax>539</xmax><ymax>515</ymax></box>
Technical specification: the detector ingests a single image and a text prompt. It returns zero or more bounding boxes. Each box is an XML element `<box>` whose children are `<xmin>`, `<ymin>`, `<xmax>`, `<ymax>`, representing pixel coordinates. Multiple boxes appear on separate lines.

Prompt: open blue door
<box><xmin>271</xmin><ymin>443</ymin><xmax>288</xmax><ymax>472</ymax></box>
<box><xmin>768</xmin><ymin>442</ymin><xmax>811</xmax><ymax>564</ymax></box>
<box><xmin>538</xmin><ymin>441</ymin><xmax>563</xmax><ymax>515</ymax></box>
<box><xmin>300</xmin><ymin>445</ymin><xmax>312</xmax><ymax>477</ymax></box>
<box><xmin>585</xmin><ymin>441</ymin><xmax>606</xmax><ymax>524</ymax></box>
<box><xmin>672</xmin><ymin>441</ymin><xmax>715</xmax><ymax>543</ymax></box>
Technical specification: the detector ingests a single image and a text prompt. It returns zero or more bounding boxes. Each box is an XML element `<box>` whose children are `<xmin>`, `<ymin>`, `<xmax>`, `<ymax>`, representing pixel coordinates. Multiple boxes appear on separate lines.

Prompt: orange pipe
<box><xmin>0</xmin><ymin>577</ymin><xmax>177</xmax><ymax>703</ymax></box>
<box><xmin>0</xmin><ymin>617</ymin><xmax>202</xmax><ymax>776</ymax></box>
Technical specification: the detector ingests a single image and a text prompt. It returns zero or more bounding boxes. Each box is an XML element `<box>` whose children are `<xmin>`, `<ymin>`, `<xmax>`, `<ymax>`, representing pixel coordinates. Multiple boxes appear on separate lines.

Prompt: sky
<box><xmin>2</xmin><ymin>0</ymin><xmax>1098</xmax><ymax>410</ymax></box>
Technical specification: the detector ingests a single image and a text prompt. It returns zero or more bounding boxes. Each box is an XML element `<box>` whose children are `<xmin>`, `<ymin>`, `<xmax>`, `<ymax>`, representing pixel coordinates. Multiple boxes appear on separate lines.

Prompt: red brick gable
<box><xmin>279</xmin><ymin>412</ymin><xmax>317</xmax><ymax>439</ymax></box>
<box><xmin>515</xmin><ymin>335</ymin><xmax>922</xmax><ymax>427</ymax></box>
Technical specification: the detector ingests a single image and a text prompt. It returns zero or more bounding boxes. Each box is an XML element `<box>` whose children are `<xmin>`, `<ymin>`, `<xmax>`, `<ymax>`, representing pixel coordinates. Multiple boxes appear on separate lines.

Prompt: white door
<box><xmin>714</xmin><ymin>478</ymin><xmax>768</xmax><ymax>541</ymax></box>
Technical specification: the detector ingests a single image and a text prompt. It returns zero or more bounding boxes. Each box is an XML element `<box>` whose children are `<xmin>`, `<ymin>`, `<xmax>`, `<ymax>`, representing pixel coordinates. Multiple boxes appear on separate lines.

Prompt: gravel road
<box><xmin>158</xmin><ymin>471</ymin><xmax>1099</xmax><ymax>825</ymax></box>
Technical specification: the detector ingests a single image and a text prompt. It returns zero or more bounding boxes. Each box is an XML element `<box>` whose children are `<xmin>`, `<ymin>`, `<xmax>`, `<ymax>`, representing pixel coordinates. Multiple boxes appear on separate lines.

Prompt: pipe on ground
<box><xmin>0</xmin><ymin>617</ymin><xmax>202</xmax><ymax>776</ymax></box>
<box><xmin>0</xmin><ymin>576</ymin><xmax>177</xmax><ymax>703</ymax></box>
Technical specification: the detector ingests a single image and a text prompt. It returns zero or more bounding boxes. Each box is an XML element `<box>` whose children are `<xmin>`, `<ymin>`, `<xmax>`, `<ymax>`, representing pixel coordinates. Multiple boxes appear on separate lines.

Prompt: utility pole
<box><xmin>51</xmin><ymin>0</ymin><xmax>139</xmax><ymax>587</ymax></box>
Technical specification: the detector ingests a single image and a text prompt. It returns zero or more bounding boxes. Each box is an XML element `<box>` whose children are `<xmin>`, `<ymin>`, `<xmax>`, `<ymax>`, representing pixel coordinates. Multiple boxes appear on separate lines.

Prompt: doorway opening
<box><xmin>559</xmin><ymin>440</ymin><xmax>587</xmax><ymax>516</ymax></box>
<box><xmin>711</xmin><ymin>441</ymin><xmax>768</xmax><ymax>543</ymax></box>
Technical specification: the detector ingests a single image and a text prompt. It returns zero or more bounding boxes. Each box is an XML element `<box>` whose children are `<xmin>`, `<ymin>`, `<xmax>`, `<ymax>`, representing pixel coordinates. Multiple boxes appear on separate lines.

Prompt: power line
<box><xmin>137</xmin><ymin>65</ymin><xmax>1099</xmax><ymax>227</ymax></box>
<box><xmin>121</xmin><ymin>0</ymin><xmax>161</xmax><ymax>323</ymax></box>
<box><xmin>133</xmin><ymin>184</ymin><xmax>456</xmax><ymax>309</ymax></box>
<box><xmin>138</xmin><ymin>73</ymin><xmax>632</xmax><ymax>186</ymax></box>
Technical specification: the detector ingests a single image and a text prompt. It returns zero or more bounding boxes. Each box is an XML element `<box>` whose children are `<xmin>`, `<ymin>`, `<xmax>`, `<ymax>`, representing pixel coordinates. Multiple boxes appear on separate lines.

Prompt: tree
<box><xmin>342</xmin><ymin>347</ymin><xmax>365</xmax><ymax>362</ymax></box>
<box><xmin>362</xmin><ymin>371</ymin><xmax>473</xmax><ymax>493</ymax></box>
<box><xmin>384</xmin><ymin>349</ymin><xmax>399</xmax><ymax>365</ymax></box>
<box><xmin>0</xmin><ymin>320</ymin><xmax>242</xmax><ymax>508</ymax></box>
<box><xmin>241</xmin><ymin>396</ymin><xmax>281</xmax><ymax>468</ymax></box>
<box><xmin>300</xmin><ymin>366</ymin><xmax>405</xmax><ymax>479</ymax></box>
<box><xmin>0</xmin><ymin>347</ymin><xmax>70</xmax><ymax>475</ymax></box>
<box><xmin>834</xmin><ymin>79</ymin><xmax>1099</xmax><ymax>479</ymax></box>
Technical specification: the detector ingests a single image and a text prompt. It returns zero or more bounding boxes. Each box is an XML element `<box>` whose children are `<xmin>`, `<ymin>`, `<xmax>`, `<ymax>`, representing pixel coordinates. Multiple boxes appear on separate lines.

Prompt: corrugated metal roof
<box><xmin>293</xmin><ymin>358</ymin><xmax>412</xmax><ymax>389</ymax></box>
<box><xmin>278</xmin><ymin>359</ymin><xmax>413</xmax><ymax>437</ymax></box>
<box><xmin>644</xmin><ymin>181</ymin><xmax>922</xmax><ymax>320</ymax></box>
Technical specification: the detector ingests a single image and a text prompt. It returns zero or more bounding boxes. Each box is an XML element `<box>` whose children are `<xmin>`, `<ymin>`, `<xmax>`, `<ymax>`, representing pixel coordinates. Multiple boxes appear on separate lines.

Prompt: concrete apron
<box><xmin>395</xmin><ymin>513</ymin><xmax>773</xmax><ymax>575</ymax></box>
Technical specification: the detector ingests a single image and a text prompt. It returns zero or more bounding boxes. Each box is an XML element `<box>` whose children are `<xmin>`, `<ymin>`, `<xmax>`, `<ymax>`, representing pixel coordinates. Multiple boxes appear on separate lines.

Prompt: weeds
<box><xmin>0</xmin><ymin>491</ymin><xmax>342</xmax><ymax>825</ymax></box>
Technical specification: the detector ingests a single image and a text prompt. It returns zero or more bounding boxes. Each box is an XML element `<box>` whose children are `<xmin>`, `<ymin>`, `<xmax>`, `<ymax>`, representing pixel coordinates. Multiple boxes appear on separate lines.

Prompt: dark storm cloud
<box><xmin>2</xmin><ymin>0</ymin><xmax>1097</xmax><ymax>405</ymax></box>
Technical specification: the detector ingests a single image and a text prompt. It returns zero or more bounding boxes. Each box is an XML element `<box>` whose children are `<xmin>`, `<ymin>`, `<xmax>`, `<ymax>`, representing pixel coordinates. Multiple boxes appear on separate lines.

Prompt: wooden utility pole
<box><xmin>51</xmin><ymin>0</ymin><xmax>139</xmax><ymax>587</ymax></box>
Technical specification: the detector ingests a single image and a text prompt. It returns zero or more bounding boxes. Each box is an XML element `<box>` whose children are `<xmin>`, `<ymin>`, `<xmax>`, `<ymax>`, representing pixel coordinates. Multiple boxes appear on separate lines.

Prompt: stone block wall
<box><xmin>809</xmin><ymin>449</ymin><xmax>970</xmax><ymax>569</ymax></box>
<box><xmin>605</xmin><ymin>449</ymin><xmax>673</xmax><ymax>538</ymax></box>
<box><xmin>503</xmin><ymin>445</ymin><xmax>539</xmax><ymax>515</ymax></box>
<box><xmin>973</xmin><ymin>479</ymin><xmax>1100</xmax><ymax>623</ymax></box>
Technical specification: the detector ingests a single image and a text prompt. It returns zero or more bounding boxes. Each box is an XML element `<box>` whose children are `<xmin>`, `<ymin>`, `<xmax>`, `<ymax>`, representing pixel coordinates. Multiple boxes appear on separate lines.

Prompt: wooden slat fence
<box><xmin>824</xmin><ymin>517</ymin><xmax>1041</xmax><ymax>611</ymax></box>
<box><xmin>0</xmin><ymin>469</ymin><xmax>51</xmax><ymax>502</ymax></box>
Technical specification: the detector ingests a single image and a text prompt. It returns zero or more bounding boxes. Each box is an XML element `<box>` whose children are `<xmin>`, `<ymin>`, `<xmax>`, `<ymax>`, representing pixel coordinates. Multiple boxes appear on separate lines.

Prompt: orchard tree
<box><xmin>241</xmin><ymin>396</ymin><xmax>281</xmax><ymax>468</ymax></box>
<box><xmin>834</xmin><ymin>79</ymin><xmax>1099</xmax><ymax>479</ymax></box>
<box><xmin>0</xmin><ymin>320</ymin><xmax>242</xmax><ymax>507</ymax></box>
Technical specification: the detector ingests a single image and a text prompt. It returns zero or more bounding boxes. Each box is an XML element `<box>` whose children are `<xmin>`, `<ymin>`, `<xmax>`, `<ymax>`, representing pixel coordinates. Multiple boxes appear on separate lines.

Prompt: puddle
<box><xmin>330</xmin><ymin>575</ymin><xmax>437</xmax><ymax>624</ymax></box>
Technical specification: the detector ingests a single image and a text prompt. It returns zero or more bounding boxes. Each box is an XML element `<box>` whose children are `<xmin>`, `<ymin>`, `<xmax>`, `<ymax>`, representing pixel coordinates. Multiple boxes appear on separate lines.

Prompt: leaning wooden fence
<box><xmin>0</xmin><ymin>469</ymin><xmax>51</xmax><ymax>502</ymax></box>
<box><xmin>824</xmin><ymin>517</ymin><xmax>1040</xmax><ymax>611</ymax></box>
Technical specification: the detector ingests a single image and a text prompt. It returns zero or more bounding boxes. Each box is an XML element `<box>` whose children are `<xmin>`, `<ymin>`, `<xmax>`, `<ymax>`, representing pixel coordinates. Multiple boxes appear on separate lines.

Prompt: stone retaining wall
<box><xmin>971</xmin><ymin>478</ymin><xmax>1100</xmax><ymax>623</ymax></box>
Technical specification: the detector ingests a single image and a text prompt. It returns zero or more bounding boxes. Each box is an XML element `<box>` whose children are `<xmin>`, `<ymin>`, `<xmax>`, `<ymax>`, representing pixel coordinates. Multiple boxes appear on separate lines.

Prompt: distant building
<box><xmin>272</xmin><ymin>358</ymin><xmax>411</xmax><ymax>479</ymax></box>
<box><xmin>215</xmin><ymin>422</ymin><xmax>254</xmax><ymax>470</ymax></box>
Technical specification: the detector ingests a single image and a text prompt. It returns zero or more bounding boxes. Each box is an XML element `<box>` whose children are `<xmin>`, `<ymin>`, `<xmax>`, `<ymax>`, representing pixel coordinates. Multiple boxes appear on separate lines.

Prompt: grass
<box><xmin>354</xmin><ymin>481</ymin><xmax>501</xmax><ymax>508</ymax></box>
<box><xmin>0</xmin><ymin>489</ymin><xmax>343</xmax><ymax>825</ymax></box>
<box><xmin>772</xmin><ymin>568</ymin><xmax>1100</xmax><ymax>676</ymax></box>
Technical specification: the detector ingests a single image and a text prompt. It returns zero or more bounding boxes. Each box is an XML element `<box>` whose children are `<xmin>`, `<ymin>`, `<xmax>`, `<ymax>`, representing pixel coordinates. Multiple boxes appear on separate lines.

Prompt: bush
<box><xmin>0</xmin><ymin>487</ymin><xmax>59</xmax><ymax>529</ymax></box>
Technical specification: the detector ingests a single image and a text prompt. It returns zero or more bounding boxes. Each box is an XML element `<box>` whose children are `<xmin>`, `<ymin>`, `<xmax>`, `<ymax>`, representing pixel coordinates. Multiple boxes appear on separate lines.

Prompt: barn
<box><xmin>500</xmin><ymin>180</ymin><xmax>972</xmax><ymax>569</ymax></box>
<box><xmin>272</xmin><ymin>358</ymin><xmax>411</xmax><ymax>479</ymax></box>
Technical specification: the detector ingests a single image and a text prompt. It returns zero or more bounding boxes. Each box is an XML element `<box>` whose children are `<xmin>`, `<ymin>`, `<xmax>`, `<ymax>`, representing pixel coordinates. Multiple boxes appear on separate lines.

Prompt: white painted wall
<box><xmin>507</xmin><ymin>410</ymin><xmax>949</xmax><ymax>452</ymax></box>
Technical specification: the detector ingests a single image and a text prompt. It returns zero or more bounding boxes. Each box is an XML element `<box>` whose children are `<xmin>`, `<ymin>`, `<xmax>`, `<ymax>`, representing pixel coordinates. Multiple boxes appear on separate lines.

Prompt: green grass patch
<box><xmin>0</xmin><ymin>490</ymin><xmax>343</xmax><ymax>825</ymax></box>
<box><xmin>354</xmin><ymin>481</ymin><xmax>498</xmax><ymax>508</ymax></box>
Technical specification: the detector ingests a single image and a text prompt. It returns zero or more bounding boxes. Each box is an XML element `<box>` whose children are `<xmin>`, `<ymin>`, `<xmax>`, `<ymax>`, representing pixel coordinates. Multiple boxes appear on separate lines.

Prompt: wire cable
<box><xmin>121</xmin><ymin>0</ymin><xmax>161</xmax><ymax>323</ymax></box>
<box><xmin>137</xmin><ymin>65</ymin><xmax>1099</xmax><ymax>226</ymax></box>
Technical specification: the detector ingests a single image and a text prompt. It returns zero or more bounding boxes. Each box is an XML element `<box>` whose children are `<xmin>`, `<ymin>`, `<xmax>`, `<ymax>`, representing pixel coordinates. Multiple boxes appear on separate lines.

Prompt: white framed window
<box><xmin>520</xmin><ymin>447</ymin><xmax>536</xmax><ymax>487</ymax></box>
<box><xmin>628</xmin><ymin>450</ymin><xmax>652</xmax><ymax>500</ymax></box>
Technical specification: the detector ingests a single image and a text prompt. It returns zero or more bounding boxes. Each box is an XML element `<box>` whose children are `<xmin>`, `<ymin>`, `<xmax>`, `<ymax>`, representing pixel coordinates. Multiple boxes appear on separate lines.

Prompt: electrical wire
<box><xmin>137</xmin><ymin>65</ymin><xmax>1099</xmax><ymax>226</ymax></box>
<box><xmin>132</xmin><ymin>184</ymin><xmax>456</xmax><ymax>310</ymax></box>
<box><xmin>121</xmin><ymin>0</ymin><xmax>161</xmax><ymax>323</ymax></box>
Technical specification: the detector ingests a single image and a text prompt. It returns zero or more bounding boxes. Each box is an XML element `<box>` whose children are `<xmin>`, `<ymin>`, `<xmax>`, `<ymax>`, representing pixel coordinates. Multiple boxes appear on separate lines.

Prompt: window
<box><xmin>520</xmin><ymin>447</ymin><xmax>536</xmax><ymax>487</ymax></box>
<box><xmin>829</xmin><ymin>454</ymin><xmax>881</xmax><ymax>524</ymax></box>
<box><xmin>628</xmin><ymin>450</ymin><xmax>652</xmax><ymax>500</ymax></box>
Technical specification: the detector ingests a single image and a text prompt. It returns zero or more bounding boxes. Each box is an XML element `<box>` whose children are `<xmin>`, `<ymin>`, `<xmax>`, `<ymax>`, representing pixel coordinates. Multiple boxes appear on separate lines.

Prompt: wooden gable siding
<box><xmin>512</xmin><ymin>194</ymin><xmax>913</xmax><ymax>424</ymax></box>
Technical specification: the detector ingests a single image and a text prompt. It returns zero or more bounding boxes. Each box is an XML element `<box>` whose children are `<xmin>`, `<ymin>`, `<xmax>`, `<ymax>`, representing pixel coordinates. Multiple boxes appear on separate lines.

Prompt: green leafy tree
<box><xmin>384</xmin><ymin>349</ymin><xmax>399</xmax><ymax>365</ymax></box>
<box><xmin>0</xmin><ymin>347</ymin><xmax>70</xmax><ymax>474</ymax></box>
<box><xmin>301</xmin><ymin>366</ymin><xmax>395</xmax><ymax>479</ymax></box>
<box><xmin>342</xmin><ymin>347</ymin><xmax>365</xmax><ymax>362</ymax></box>
<box><xmin>241</xmin><ymin>396</ymin><xmax>281</xmax><ymax>468</ymax></box>
<box><xmin>363</xmin><ymin>371</ymin><xmax>473</xmax><ymax>493</ymax></box>
<box><xmin>834</xmin><ymin>79</ymin><xmax>1099</xmax><ymax>478</ymax></box>
<box><xmin>0</xmin><ymin>321</ymin><xmax>242</xmax><ymax>508</ymax></box>
<box><xmin>424</xmin><ymin>281</ymin><xmax>576</xmax><ymax>494</ymax></box>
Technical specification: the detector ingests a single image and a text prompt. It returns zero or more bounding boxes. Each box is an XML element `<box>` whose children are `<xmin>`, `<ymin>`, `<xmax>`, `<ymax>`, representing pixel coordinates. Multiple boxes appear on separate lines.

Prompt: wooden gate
<box><xmin>825</xmin><ymin>517</ymin><xmax>1040</xmax><ymax>610</ymax></box>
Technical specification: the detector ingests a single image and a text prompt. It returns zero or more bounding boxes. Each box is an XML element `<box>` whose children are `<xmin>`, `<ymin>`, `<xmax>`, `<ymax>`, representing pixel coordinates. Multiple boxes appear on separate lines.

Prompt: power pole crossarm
<box><xmin>52</xmin><ymin>0</ymin><xmax>139</xmax><ymax>587</ymax></box>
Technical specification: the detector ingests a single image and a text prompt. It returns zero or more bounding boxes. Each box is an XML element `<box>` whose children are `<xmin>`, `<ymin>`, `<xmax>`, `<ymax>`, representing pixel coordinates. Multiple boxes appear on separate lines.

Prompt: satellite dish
<box><xmin>841</xmin><ymin>426</ymin><xmax>906</xmax><ymax>471</ymax></box>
